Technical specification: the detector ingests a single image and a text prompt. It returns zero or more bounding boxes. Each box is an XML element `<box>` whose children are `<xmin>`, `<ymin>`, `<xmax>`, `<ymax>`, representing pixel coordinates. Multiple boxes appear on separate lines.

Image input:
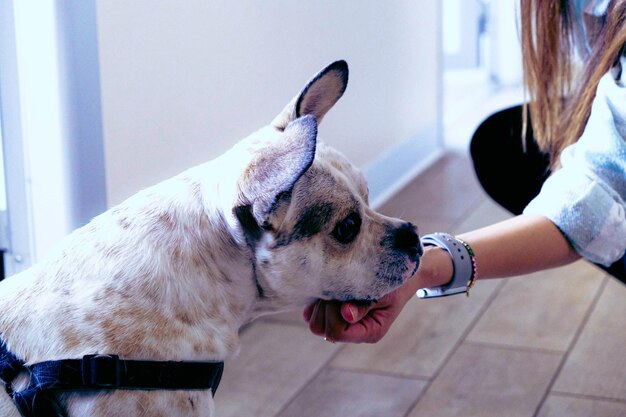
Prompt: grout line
<box><xmin>244</xmin><ymin>318</ymin><xmax>348</xmax><ymax>416</ymax></box>
<box><xmin>448</xmin><ymin>185</ymin><xmax>492</xmax><ymax>234</ymax></box>
<box><xmin>463</xmin><ymin>340</ymin><xmax>565</xmax><ymax>356</ymax></box>
<box><xmin>400</xmin><ymin>276</ymin><xmax>510</xmax><ymax>417</ymax></box>
<box><xmin>272</xmin><ymin>336</ymin><xmax>348</xmax><ymax>417</ymax></box>
<box><xmin>238</xmin><ymin>319</ymin><xmax>347</xmax><ymax>416</ymax></box>
<box><xmin>549</xmin><ymin>390</ymin><xmax>626</xmax><ymax>405</ymax></box>
<box><xmin>398</xmin><ymin>153</ymin><xmax>512</xmax><ymax>417</ymax></box>
<box><xmin>531</xmin><ymin>274</ymin><xmax>611</xmax><ymax>417</ymax></box>
<box><xmin>327</xmin><ymin>364</ymin><xmax>431</xmax><ymax>383</ymax></box>
<box><xmin>450</xmin><ymin>199</ymin><xmax>486</xmax><ymax>232</ymax></box>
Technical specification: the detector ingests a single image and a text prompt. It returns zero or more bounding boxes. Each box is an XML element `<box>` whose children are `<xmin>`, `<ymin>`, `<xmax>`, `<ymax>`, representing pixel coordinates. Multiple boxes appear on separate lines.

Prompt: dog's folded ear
<box><xmin>237</xmin><ymin>114</ymin><xmax>318</xmax><ymax>227</ymax></box>
<box><xmin>272</xmin><ymin>60</ymin><xmax>349</xmax><ymax>130</ymax></box>
<box><xmin>235</xmin><ymin>60</ymin><xmax>347</xmax><ymax>237</ymax></box>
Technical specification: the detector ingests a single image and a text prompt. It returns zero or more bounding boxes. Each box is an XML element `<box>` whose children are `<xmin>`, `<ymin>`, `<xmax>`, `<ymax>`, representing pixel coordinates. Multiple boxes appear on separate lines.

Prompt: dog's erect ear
<box><xmin>238</xmin><ymin>114</ymin><xmax>318</xmax><ymax>226</ymax></box>
<box><xmin>272</xmin><ymin>60</ymin><xmax>349</xmax><ymax>130</ymax></box>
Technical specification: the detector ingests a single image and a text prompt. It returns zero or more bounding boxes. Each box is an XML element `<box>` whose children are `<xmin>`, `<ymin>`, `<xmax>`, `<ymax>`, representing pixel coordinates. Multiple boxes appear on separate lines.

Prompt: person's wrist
<box><xmin>397</xmin><ymin>245</ymin><xmax>454</xmax><ymax>304</ymax></box>
<box><xmin>416</xmin><ymin>246</ymin><xmax>454</xmax><ymax>289</ymax></box>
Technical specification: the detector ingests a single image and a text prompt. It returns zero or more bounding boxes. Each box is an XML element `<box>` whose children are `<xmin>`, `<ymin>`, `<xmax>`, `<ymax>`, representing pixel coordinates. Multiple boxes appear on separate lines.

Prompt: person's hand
<box><xmin>302</xmin><ymin>284</ymin><xmax>414</xmax><ymax>343</ymax></box>
<box><xmin>303</xmin><ymin>246</ymin><xmax>453</xmax><ymax>343</ymax></box>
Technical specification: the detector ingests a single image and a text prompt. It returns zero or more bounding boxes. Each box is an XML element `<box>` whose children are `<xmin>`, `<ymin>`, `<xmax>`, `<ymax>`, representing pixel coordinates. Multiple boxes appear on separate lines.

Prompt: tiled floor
<box><xmin>214</xmin><ymin>150</ymin><xmax>626</xmax><ymax>417</ymax></box>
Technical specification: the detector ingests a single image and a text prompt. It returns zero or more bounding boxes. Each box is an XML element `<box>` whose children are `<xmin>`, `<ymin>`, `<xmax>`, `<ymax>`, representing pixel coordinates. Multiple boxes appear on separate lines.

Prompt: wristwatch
<box><xmin>416</xmin><ymin>233</ymin><xmax>477</xmax><ymax>298</ymax></box>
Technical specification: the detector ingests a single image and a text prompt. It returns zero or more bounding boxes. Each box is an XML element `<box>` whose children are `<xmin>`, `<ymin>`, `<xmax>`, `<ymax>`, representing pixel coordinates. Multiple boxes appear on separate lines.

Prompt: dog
<box><xmin>0</xmin><ymin>60</ymin><xmax>422</xmax><ymax>417</ymax></box>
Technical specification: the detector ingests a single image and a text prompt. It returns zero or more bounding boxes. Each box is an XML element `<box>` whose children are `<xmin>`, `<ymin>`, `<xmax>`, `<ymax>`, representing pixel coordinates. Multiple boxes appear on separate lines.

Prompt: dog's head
<box><xmin>232</xmin><ymin>60</ymin><xmax>422</xmax><ymax>308</ymax></box>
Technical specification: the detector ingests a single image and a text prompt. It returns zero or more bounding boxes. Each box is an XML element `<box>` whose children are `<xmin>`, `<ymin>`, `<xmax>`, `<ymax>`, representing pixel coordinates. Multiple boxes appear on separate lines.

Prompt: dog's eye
<box><xmin>332</xmin><ymin>213</ymin><xmax>361</xmax><ymax>244</ymax></box>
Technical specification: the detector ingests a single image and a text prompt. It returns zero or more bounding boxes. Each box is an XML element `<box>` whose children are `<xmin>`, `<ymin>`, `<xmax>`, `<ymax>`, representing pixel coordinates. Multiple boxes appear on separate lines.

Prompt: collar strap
<box><xmin>1</xmin><ymin>341</ymin><xmax>223</xmax><ymax>417</ymax></box>
<box><xmin>24</xmin><ymin>354</ymin><xmax>224</xmax><ymax>392</ymax></box>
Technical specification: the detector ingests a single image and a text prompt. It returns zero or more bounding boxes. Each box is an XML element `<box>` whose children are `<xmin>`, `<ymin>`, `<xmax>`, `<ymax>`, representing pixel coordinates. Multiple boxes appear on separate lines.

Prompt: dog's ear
<box><xmin>237</xmin><ymin>114</ymin><xmax>318</xmax><ymax>227</ymax></box>
<box><xmin>271</xmin><ymin>60</ymin><xmax>349</xmax><ymax>130</ymax></box>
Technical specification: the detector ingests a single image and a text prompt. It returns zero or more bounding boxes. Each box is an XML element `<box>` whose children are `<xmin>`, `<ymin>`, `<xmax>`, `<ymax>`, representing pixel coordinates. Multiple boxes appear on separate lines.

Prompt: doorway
<box><xmin>442</xmin><ymin>0</ymin><xmax>524</xmax><ymax>150</ymax></box>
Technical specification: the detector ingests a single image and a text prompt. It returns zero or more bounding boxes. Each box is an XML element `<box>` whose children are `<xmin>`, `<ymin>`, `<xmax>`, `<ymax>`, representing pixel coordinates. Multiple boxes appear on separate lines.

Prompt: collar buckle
<box><xmin>82</xmin><ymin>354</ymin><xmax>121</xmax><ymax>388</ymax></box>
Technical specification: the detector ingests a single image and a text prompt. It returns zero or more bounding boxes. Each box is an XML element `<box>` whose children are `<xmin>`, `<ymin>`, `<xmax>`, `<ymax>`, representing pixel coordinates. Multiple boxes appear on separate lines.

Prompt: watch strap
<box><xmin>416</xmin><ymin>233</ymin><xmax>477</xmax><ymax>298</ymax></box>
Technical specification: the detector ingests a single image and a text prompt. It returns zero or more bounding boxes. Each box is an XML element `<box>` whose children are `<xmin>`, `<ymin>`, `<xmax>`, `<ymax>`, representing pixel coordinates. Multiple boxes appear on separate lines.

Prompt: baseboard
<box><xmin>365</xmin><ymin>127</ymin><xmax>443</xmax><ymax>210</ymax></box>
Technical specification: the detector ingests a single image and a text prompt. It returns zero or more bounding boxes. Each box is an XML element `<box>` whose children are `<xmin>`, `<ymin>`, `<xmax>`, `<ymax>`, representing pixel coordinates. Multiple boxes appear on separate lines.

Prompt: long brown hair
<box><xmin>521</xmin><ymin>0</ymin><xmax>626</xmax><ymax>167</ymax></box>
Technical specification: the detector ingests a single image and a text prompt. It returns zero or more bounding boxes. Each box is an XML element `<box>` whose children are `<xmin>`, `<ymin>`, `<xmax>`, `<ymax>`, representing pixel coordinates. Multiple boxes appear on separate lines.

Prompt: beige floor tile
<box><xmin>331</xmin><ymin>278</ymin><xmax>503</xmax><ymax>378</ymax></box>
<box><xmin>537</xmin><ymin>394</ymin><xmax>626</xmax><ymax>417</ymax></box>
<box><xmin>407</xmin><ymin>344</ymin><xmax>562</xmax><ymax>417</ymax></box>
<box><xmin>553</xmin><ymin>279</ymin><xmax>626</xmax><ymax>400</ymax></box>
<box><xmin>378</xmin><ymin>152</ymin><xmax>506</xmax><ymax>238</ymax></box>
<box><xmin>214</xmin><ymin>322</ymin><xmax>340</xmax><ymax>417</ymax></box>
<box><xmin>405</xmin><ymin>217</ymin><xmax>457</xmax><ymax>238</ymax></box>
<box><xmin>378</xmin><ymin>197</ymin><xmax>456</xmax><ymax>237</ymax></box>
<box><xmin>467</xmin><ymin>261</ymin><xmax>606</xmax><ymax>351</ymax></box>
<box><xmin>277</xmin><ymin>368</ymin><xmax>427</xmax><ymax>417</ymax></box>
<box><xmin>379</xmin><ymin>151</ymin><xmax>485</xmax><ymax>225</ymax></box>
<box><xmin>451</xmin><ymin>198</ymin><xmax>513</xmax><ymax>234</ymax></box>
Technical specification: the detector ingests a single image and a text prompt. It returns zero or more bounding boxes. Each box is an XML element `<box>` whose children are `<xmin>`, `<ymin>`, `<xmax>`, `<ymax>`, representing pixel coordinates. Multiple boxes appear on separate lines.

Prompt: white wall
<box><xmin>1</xmin><ymin>1</ymin><xmax>441</xmax><ymax>272</ymax></box>
<box><xmin>489</xmin><ymin>0</ymin><xmax>523</xmax><ymax>86</ymax></box>
<box><xmin>96</xmin><ymin>1</ymin><xmax>443</xmax><ymax>206</ymax></box>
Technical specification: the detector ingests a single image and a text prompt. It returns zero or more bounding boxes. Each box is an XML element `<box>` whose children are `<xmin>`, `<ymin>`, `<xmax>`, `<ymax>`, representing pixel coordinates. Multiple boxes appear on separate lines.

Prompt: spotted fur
<box><xmin>0</xmin><ymin>60</ymin><xmax>421</xmax><ymax>416</ymax></box>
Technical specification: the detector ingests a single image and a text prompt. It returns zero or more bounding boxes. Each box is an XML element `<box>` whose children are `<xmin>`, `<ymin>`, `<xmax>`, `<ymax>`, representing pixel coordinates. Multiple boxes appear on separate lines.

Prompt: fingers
<box><xmin>304</xmin><ymin>284</ymin><xmax>413</xmax><ymax>344</ymax></box>
<box><xmin>309</xmin><ymin>300</ymin><xmax>324</xmax><ymax>336</ymax></box>
<box><xmin>304</xmin><ymin>299</ymin><xmax>389</xmax><ymax>343</ymax></box>
<box><xmin>305</xmin><ymin>300</ymin><xmax>350</xmax><ymax>341</ymax></box>
<box><xmin>302</xmin><ymin>303</ymin><xmax>315</xmax><ymax>322</ymax></box>
<box><xmin>322</xmin><ymin>302</ymin><xmax>345</xmax><ymax>342</ymax></box>
<box><xmin>340</xmin><ymin>302</ymin><xmax>370</xmax><ymax>323</ymax></box>
<box><xmin>322</xmin><ymin>302</ymin><xmax>384</xmax><ymax>344</ymax></box>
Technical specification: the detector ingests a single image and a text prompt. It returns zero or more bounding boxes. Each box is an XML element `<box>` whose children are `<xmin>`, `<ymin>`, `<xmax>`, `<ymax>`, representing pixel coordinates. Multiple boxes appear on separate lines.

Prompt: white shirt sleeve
<box><xmin>524</xmin><ymin>65</ymin><xmax>626</xmax><ymax>266</ymax></box>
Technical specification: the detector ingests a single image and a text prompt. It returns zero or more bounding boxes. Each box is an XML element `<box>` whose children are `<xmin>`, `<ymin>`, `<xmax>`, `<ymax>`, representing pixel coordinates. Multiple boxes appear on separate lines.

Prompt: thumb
<box><xmin>340</xmin><ymin>302</ymin><xmax>371</xmax><ymax>323</ymax></box>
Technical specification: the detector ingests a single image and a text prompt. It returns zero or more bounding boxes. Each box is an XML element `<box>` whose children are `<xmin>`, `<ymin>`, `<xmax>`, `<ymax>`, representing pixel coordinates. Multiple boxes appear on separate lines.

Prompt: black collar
<box><xmin>0</xmin><ymin>340</ymin><xmax>223</xmax><ymax>417</ymax></box>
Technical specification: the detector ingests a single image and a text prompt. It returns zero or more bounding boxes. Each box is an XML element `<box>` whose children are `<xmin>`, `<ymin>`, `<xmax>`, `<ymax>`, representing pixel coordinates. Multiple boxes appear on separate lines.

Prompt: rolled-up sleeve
<box><xmin>524</xmin><ymin>70</ymin><xmax>626</xmax><ymax>266</ymax></box>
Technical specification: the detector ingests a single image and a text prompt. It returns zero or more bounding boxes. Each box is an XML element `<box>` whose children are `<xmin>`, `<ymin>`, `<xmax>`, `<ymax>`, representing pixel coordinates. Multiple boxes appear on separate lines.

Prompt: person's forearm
<box><xmin>458</xmin><ymin>214</ymin><xmax>580</xmax><ymax>280</ymax></box>
<box><xmin>407</xmin><ymin>214</ymin><xmax>582</xmax><ymax>296</ymax></box>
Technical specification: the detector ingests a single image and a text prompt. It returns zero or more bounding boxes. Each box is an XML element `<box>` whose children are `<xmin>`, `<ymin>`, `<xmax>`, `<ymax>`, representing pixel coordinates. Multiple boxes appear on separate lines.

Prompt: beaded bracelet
<box><xmin>455</xmin><ymin>236</ymin><xmax>478</xmax><ymax>296</ymax></box>
<box><xmin>416</xmin><ymin>233</ymin><xmax>478</xmax><ymax>299</ymax></box>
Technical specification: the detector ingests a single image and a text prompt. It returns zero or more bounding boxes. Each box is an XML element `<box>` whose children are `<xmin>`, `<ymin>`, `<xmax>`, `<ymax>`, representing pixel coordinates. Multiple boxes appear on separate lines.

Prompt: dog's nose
<box><xmin>392</xmin><ymin>222</ymin><xmax>422</xmax><ymax>259</ymax></box>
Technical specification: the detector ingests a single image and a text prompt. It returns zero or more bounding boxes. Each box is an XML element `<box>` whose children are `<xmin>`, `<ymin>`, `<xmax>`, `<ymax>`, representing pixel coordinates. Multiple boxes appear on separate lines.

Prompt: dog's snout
<box><xmin>392</xmin><ymin>223</ymin><xmax>422</xmax><ymax>259</ymax></box>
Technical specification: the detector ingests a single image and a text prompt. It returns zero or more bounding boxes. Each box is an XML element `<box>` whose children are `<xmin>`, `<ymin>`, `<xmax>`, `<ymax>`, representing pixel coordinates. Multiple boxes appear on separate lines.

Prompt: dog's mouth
<box><xmin>342</xmin><ymin>257</ymin><xmax>420</xmax><ymax>305</ymax></box>
<box><xmin>321</xmin><ymin>252</ymin><xmax>421</xmax><ymax>304</ymax></box>
<box><xmin>344</xmin><ymin>296</ymin><xmax>378</xmax><ymax>307</ymax></box>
